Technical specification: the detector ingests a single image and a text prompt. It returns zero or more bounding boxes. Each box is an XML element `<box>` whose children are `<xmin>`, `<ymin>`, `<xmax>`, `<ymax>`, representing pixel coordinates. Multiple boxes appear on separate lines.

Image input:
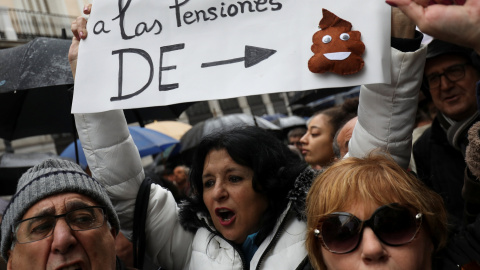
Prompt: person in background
<box><xmin>0</xmin><ymin>159</ymin><xmax>123</xmax><ymax>269</ymax></box>
<box><xmin>287</xmin><ymin>127</ymin><xmax>307</xmax><ymax>152</ymax></box>
<box><xmin>332</xmin><ymin>116</ymin><xmax>357</xmax><ymax>160</ymax></box>
<box><xmin>300</xmin><ymin>98</ymin><xmax>358</xmax><ymax>169</ymax></box>
<box><xmin>173</xmin><ymin>165</ymin><xmax>191</xmax><ymax>198</ymax></box>
<box><xmin>146</xmin><ymin>167</ymin><xmax>183</xmax><ymax>202</ymax></box>
<box><xmin>161</xmin><ymin>167</ymin><xmax>176</xmax><ymax>183</ymax></box>
<box><xmin>413</xmin><ymin>38</ymin><xmax>480</xmax><ymax>224</ymax></box>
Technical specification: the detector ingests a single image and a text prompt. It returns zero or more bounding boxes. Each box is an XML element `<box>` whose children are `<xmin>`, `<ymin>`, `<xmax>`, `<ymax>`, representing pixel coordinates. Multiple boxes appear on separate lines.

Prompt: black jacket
<box><xmin>413</xmin><ymin>117</ymin><xmax>466</xmax><ymax>225</ymax></box>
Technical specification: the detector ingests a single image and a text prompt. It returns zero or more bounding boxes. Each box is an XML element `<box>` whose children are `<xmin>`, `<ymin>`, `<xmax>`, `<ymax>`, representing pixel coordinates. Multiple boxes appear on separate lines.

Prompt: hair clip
<box><xmin>314</xmin><ymin>229</ymin><xmax>320</xmax><ymax>237</ymax></box>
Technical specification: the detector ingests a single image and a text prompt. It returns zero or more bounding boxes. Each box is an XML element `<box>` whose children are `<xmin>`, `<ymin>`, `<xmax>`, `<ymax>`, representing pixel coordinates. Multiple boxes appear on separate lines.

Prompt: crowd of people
<box><xmin>1</xmin><ymin>0</ymin><xmax>480</xmax><ymax>269</ymax></box>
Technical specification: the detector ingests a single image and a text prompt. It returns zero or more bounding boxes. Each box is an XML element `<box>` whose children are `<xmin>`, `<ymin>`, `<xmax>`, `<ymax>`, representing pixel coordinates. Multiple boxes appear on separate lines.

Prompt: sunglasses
<box><xmin>314</xmin><ymin>203</ymin><xmax>422</xmax><ymax>254</ymax></box>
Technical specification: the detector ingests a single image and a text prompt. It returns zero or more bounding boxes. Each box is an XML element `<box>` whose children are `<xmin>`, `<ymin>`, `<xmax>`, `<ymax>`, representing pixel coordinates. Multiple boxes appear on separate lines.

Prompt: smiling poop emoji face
<box><xmin>308</xmin><ymin>9</ymin><xmax>365</xmax><ymax>75</ymax></box>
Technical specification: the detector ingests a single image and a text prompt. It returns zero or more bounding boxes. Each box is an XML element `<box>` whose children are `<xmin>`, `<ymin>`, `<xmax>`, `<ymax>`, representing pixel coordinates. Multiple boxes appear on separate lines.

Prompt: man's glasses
<box><xmin>426</xmin><ymin>63</ymin><xmax>468</xmax><ymax>89</ymax></box>
<box><xmin>314</xmin><ymin>203</ymin><xmax>422</xmax><ymax>254</ymax></box>
<box><xmin>13</xmin><ymin>206</ymin><xmax>106</xmax><ymax>244</ymax></box>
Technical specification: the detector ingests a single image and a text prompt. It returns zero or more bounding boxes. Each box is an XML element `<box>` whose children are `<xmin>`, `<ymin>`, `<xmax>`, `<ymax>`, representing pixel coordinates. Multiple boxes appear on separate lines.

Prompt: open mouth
<box><xmin>215</xmin><ymin>208</ymin><xmax>235</xmax><ymax>223</ymax></box>
<box><xmin>58</xmin><ymin>263</ymin><xmax>82</xmax><ymax>270</ymax></box>
<box><xmin>323</xmin><ymin>52</ymin><xmax>351</xmax><ymax>60</ymax></box>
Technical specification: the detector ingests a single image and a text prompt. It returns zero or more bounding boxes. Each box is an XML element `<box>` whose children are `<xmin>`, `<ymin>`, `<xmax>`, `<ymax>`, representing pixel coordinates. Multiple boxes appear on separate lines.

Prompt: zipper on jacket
<box><xmin>255</xmin><ymin>210</ymin><xmax>292</xmax><ymax>270</ymax></box>
<box><xmin>201</xmin><ymin>219</ymin><xmax>249</xmax><ymax>270</ymax></box>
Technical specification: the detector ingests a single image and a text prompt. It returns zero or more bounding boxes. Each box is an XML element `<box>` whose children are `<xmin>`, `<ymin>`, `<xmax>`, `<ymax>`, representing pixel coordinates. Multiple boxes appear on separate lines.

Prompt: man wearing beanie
<box><xmin>413</xmin><ymin>39</ymin><xmax>480</xmax><ymax>226</ymax></box>
<box><xmin>0</xmin><ymin>159</ymin><xmax>124</xmax><ymax>269</ymax></box>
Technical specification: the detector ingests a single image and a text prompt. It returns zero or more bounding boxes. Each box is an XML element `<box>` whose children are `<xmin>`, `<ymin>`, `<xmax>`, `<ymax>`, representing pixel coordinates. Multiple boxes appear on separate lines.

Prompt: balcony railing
<box><xmin>0</xmin><ymin>7</ymin><xmax>77</xmax><ymax>42</ymax></box>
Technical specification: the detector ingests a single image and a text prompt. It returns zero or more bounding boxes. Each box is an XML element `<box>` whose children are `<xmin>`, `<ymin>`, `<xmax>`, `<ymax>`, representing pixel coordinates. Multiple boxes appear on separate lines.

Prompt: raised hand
<box><xmin>68</xmin><ymin>4</ymin><xmax>91</xmax><ymax>79</ymax></box>
<box><xmin>386</xmin><ymin>0</ymin><xmax>480</xmax><ymax>54</ymax></box>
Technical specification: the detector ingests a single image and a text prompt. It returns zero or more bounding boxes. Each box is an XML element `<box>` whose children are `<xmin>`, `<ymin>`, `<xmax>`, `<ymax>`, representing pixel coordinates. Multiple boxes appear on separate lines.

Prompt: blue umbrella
<box><xmin>60</xmin><ymin>126</ymin><xmax>179</xmax><ymax>168</ymax></box>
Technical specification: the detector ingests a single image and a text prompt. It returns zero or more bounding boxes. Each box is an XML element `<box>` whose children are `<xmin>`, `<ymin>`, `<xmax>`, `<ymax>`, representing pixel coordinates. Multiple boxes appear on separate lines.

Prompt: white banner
<box><xmin>72</xmin><ymin>0</ymin><xmax>391</xmax><ymax>113</ymax></box>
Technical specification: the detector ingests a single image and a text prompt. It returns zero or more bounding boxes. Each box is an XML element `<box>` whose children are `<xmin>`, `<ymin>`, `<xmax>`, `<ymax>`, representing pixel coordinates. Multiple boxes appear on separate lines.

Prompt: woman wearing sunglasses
<box><xmin>306</xmin><ymin>153</ymin><xmax>449</xmax><ymax>269</ymax></box>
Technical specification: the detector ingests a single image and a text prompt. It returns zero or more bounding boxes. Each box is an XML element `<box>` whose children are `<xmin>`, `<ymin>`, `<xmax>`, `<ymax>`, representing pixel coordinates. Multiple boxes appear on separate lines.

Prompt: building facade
<box><xmin>0</xmin><ymin>0</ymin><xmax>84</xmax><ymax>48</ymax></box>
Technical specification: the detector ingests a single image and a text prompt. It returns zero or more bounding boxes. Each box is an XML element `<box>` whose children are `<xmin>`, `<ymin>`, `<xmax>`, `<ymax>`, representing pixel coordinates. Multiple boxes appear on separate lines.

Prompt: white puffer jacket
<box><xmin>74</xmin><ymin>45</ymin><xmax>427</xmax><ymax>270</ymax></box>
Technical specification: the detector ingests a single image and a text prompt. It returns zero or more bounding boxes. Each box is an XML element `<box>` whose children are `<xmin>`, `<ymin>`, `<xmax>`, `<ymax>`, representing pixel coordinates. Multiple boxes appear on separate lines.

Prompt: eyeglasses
<box><xmin>13</xmin><ymin>206</ymin><xmax>107</xmax><ymax>244</ymax></box>
<box><xmin>314</xmin><ymin>203</ymin><xmax>422</xmax><ymax>254</ymax></box>
<box><xmin>426</xmin><ymin>63</ymin><xmax>468</xmax><ymax>89</ymax></box>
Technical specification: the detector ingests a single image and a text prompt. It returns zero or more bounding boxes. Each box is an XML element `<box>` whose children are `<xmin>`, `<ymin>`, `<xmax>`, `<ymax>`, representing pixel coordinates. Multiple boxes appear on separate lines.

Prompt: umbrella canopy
<box><xmin>180</xmin><ymin>113</ymin><xmax>280</xmax><ymax>154</ymax></box>
<box><xmin>0</xmin><ymin>87</ymin><xmax>193</xmax><ymax>141</ymax></box>
<box><xmin>146</xmin><ymin>121</ymin><xmax>192</xmax><ymax>140</ymax></box>
<box><xmin>273</xmin><ymin>115</ymin><xmax>306</xmax><ymax>129</ymax></box>
<box><xmin>260</xmin><ymin>113</ymin><xmax>287</xmax><ymax>122</ymax></box>
<box><xmin>0</xmin><ymin>37</ymin><xmax>194</xmax><ymax>141</ymax></box>
<box><xmin>0</xmin><ymin>152</ymin><xmax>64</xmax><ymax>195</ymax></box>
<box><xmin>0</xmin><ymin>37</ymin><xmax>74</xmax><ymax>92</ymax></box>
<box><xmin>289</xmin><ymin>87</ymin><xmax>354</xmax><ymax>106</ymax></box>
<box><xmin>60</xmin><ymin>126</ymin><xmax>179</xmax><ymax>168</ymax></box>
<box><xmin>0</xmin><ymin>37</ymin><xmax>75</xmax><ymax>140</ymax></box>
<box><xmin>0</xmin><ymin>84</ymin><xmax>75</xmax><ymax>140</ymax></box>
<box><xmin>261</xmin><ymin>114</ymin><xmax>307</xmax><ymax>141</ymax></box>
<box><xmin>124</xmin><ymin>103</ymin><xmax>194</xmax><ymax>128</ymax></box>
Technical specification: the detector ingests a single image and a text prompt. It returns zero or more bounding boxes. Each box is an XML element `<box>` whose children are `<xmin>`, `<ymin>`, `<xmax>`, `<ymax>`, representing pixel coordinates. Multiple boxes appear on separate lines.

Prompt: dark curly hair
<box><xmin>314</xmin><ymin>97</ymin><xmax>359</xmax><ymax>138</ymax></box>
<box><xmin>189</xmin><ymin>126</ymin><xmax>307</xmax><ymax>245</ymax></box>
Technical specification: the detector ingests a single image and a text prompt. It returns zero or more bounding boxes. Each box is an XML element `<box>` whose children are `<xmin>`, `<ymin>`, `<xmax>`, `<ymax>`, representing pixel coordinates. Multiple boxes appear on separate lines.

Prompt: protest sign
<box><xmin>72</xmin><ymin>0</ymin><xmax>391</xmax><ymax>113</ymax></box>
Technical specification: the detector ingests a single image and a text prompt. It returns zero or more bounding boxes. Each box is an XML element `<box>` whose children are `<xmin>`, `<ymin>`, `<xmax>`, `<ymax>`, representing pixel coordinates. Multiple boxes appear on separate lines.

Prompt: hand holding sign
<box><xmin>69</xmin><ymin>4</ymin><xmax>91</xmax><ymax>80</ymax></box>
<box><xmin>386</xmin><ymin>0</ymin><xmax>480</xmax><ymax>54</ymax></box>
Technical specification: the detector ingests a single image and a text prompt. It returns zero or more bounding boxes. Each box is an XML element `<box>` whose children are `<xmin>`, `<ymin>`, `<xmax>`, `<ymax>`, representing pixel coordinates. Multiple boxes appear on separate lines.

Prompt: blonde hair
<box><xmin>305</xmin><ymin>153</ymin><xmax>447</xmax><ymax>270</ymax></box>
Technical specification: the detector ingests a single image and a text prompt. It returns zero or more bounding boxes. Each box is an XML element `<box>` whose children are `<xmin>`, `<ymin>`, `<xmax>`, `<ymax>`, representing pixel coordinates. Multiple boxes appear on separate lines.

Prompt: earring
<box><xmin>314</xmin><ymin>229</ymin><xmax>320</xmax><ymax>237</ymax></box>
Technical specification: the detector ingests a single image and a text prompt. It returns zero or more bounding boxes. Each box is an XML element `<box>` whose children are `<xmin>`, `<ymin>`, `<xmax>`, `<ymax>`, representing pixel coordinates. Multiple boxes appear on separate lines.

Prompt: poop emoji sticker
<box><xmin>308</xmin><ymin>9</ymin><xmax>365</xmax><ymax>75</ymax></box>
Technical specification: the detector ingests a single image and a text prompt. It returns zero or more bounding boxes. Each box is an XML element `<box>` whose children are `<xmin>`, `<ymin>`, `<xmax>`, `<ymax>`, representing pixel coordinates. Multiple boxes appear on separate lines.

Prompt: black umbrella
<box><xmin>174</xmin><ymin>113</ymin><xmax>280</xmax><ymax>165</ymax></box>
<box><xmin>124</xmin><ymin>103</ymin><xmax>194</xmax><ymax>128</ymax></box>
<box><xmin>0</xmin><ymin>152</ymin><xmax>64</xmax><ymax>195</ymax></box>
<box><xmin>0</xmin><ymin>37</ymin><xmax>74</xmax><ymax>92</ymax></box>
<box><xmin>289</xmin><ymin>86</ymin><xmax>355</xmax><ymax>106</ymax></box>
<box><xmin>180</xmin><ymin>113</ymin><xmax>281</xmax><ymax>152</ymax></box>
<box><xmin>0</xmin><ymin>37</ymin><xmax>193</xmax><ymax>141</ymax></box>
<box><xmin>0</xmin><ymin>37</ymin><xmax>75</xmax><ymax>141</ymax></box>
<box><xmin>271</xmin><ymin>115</ymin><xmax>306</xmax><ymax>129</ymax></box>
<box><xmin>0</xmin><ymin>84</ymin><xmax>75</xmax><ymax>140</ymax></box>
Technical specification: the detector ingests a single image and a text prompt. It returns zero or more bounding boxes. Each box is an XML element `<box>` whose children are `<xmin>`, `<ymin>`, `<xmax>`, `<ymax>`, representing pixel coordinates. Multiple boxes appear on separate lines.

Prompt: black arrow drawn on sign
<box><xmin>201</xmin><ymin>45</ymin><xmax>277</xmax><ymax>68</ymax></box>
